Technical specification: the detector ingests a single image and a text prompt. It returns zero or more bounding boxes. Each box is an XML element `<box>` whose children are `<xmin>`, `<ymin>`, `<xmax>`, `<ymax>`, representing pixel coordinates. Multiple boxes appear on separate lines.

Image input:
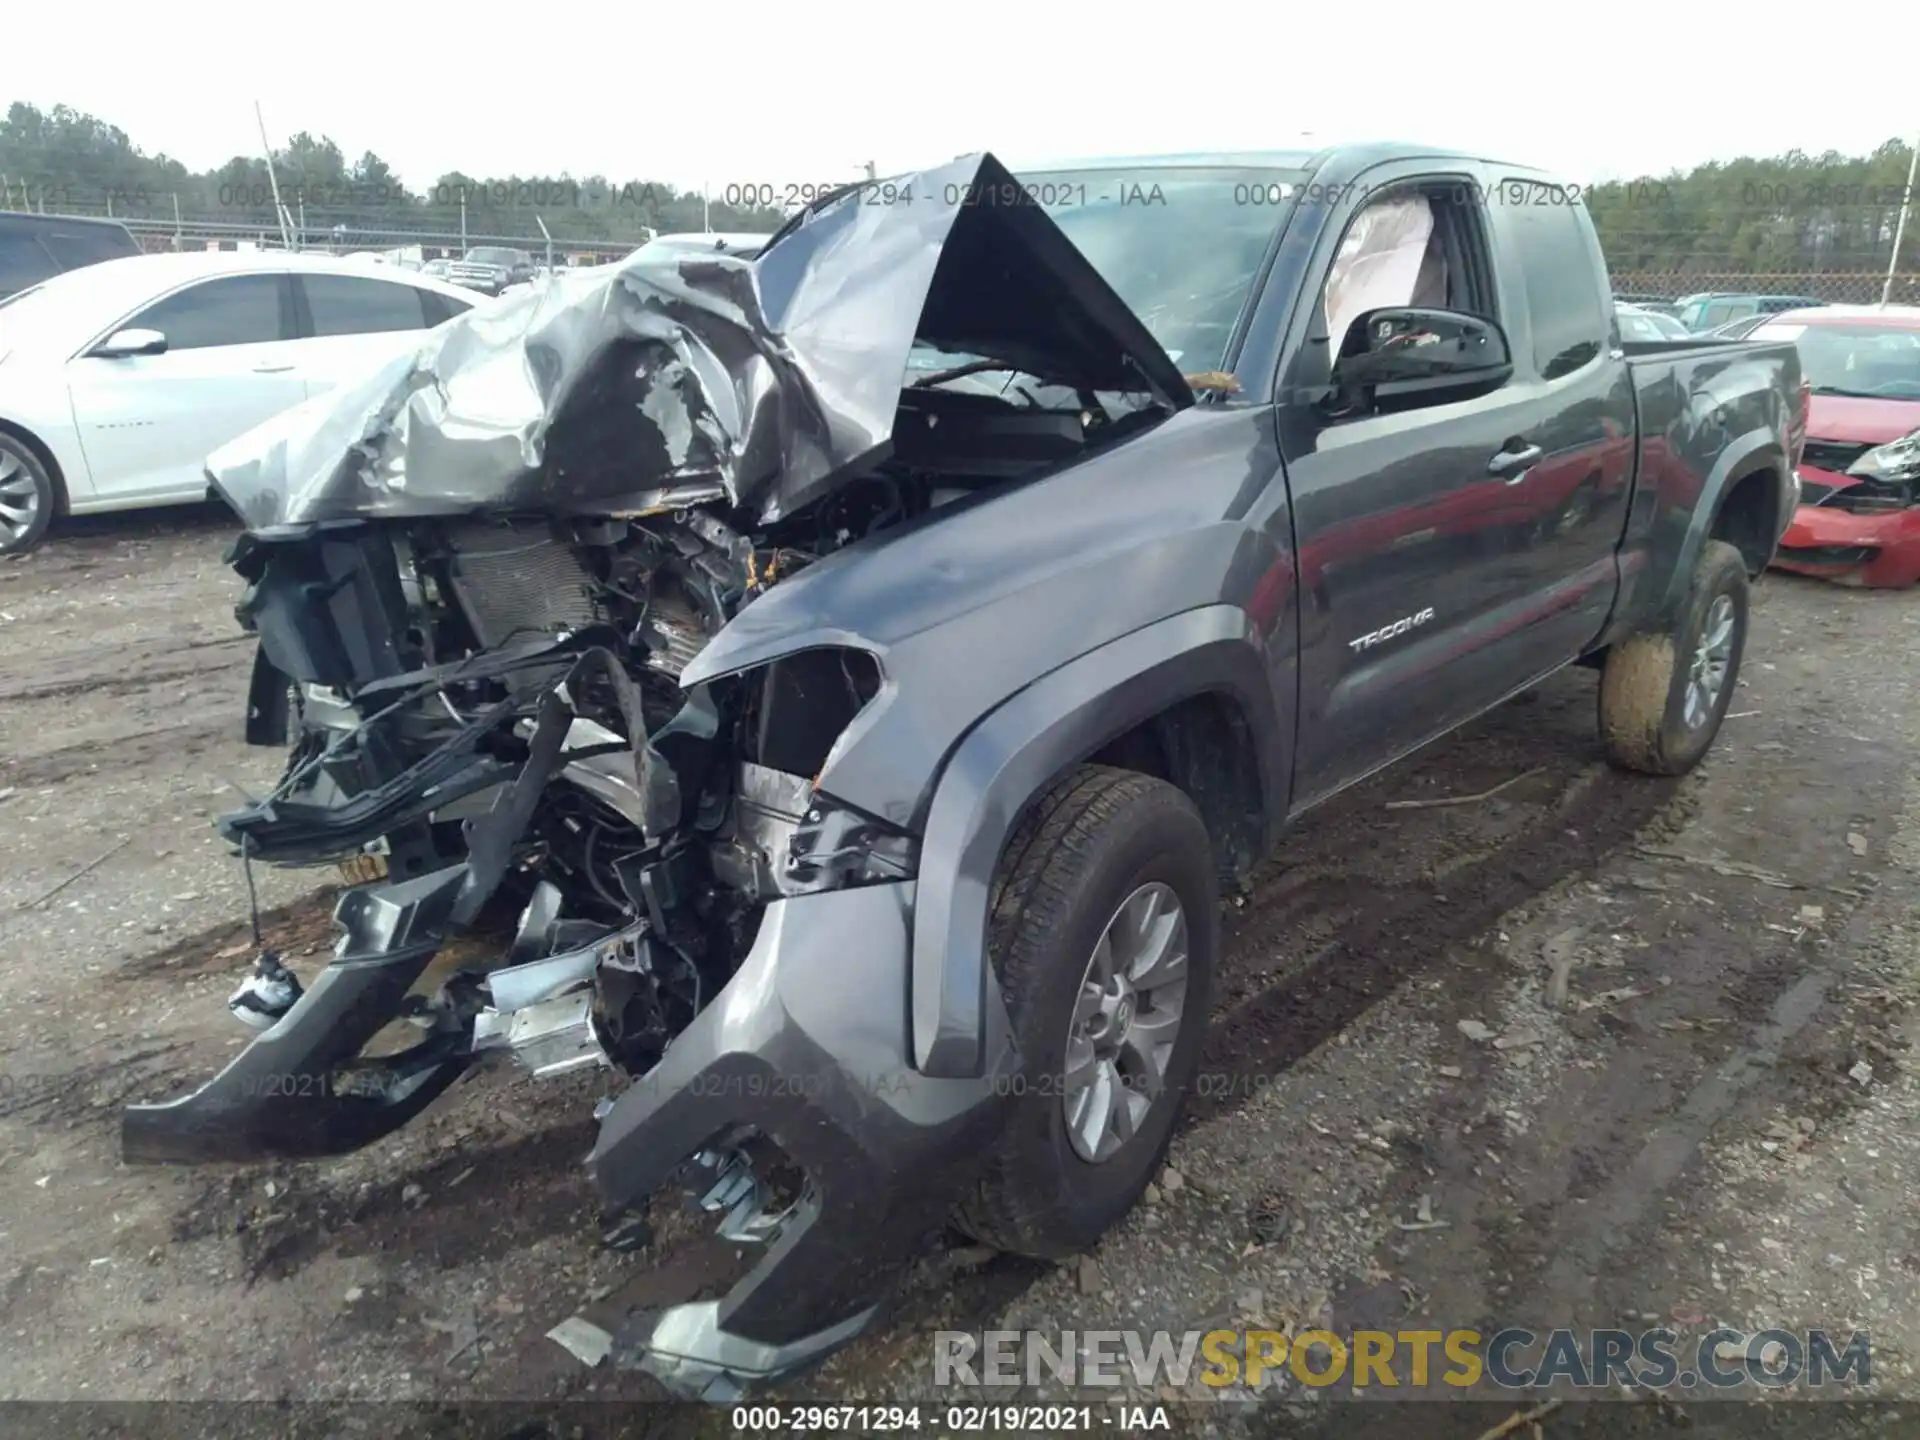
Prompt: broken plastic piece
<box><xmin>227</xmin><ymin>952</ymin><xmax>302</xmax><ymax>1031</ymax></box>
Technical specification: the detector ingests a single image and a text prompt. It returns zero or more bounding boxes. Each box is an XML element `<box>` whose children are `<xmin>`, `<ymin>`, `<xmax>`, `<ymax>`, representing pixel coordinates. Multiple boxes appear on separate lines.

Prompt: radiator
<box><xmin>443</xmin><ymin>522</ymin><xmax>597</xmax><ymax>647</ymax></box>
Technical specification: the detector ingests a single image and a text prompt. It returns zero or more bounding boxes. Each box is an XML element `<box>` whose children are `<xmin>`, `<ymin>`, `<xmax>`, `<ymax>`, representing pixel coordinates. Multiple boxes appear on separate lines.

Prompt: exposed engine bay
<box><xmin>206</xmin><ymin>364</ymin><xmax>1178</xmax><ymax>1100</ymax></box>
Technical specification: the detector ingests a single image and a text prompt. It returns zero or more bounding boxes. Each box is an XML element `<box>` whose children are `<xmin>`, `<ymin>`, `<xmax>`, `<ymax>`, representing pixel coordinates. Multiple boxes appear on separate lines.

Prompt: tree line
<box><xmin>2</xmin><ymin>101</ymin><xmax>1915</xmax><ymax>271</ymax></box>
<box><xmin>0</xmin><ymin>103</ymin><xmax>788</xmax><ymax>243</ymax></box>
<box><xmin>1580</xmin><ymin>138</ymin><xmax>1915</xmax><ymax>273</ymax></box>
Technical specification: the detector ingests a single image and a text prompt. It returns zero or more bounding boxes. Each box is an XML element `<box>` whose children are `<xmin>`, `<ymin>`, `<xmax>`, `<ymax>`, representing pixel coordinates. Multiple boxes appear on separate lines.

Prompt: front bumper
<box><xmin>1772</xmin><ymin>480</ymin><xmax>1920</xmax><ymax>589</ymax></box>
<box><xmin>125</xmin><ymin>867</ymin><xmax>1016</xmax><ymax>1397</ymax></box>
<box><xmin>122</xmin><ymin>866</ymin><xmax>478</xmax><ymax>1161</ymax></box>
<box><xmin>590</xmin><ymin>881</ymin><xmax>1015</xmax><ymax>1398</ymax></box>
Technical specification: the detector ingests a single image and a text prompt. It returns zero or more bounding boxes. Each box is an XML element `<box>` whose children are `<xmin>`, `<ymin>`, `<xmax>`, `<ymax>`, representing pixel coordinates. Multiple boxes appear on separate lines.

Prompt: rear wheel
<box><xmin>0</xmin><ymin>435</ymin><xmax>55</xmax><ymax>556</ymax></box>
<box><xmin>1599</xmin><ymin>538</ymin><xmax>1748</xmax><ymax>775</ymax></box>
<box><xmin>956</xmin><ymin>766</ymin><xmax>1217</xmax><ymax>1258</ymax></box>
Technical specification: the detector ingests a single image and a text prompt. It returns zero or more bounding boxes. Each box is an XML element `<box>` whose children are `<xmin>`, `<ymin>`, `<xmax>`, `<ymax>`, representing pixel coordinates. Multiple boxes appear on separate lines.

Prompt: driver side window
<box><xmin>1319</xmin><ymin>181</ymin><xmax>1494</xmax><ymax>359</ymax></box>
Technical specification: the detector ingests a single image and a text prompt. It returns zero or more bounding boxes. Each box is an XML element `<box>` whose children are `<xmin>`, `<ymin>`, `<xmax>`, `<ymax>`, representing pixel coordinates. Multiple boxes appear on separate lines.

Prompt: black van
<box><xmin>0</xmin><ymin>211</ymin><xmax>145</xmax><ymax>299</ymax></box>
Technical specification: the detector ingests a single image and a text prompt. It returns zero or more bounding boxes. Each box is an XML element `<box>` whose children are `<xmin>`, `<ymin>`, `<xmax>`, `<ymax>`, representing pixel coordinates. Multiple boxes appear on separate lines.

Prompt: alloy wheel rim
<box><xmin>1061</xmin><ymin>881</ymin><xmax>1190</xmax><ymax>1164</ymax></box>
<box><xmin>0</xmin><ymin>451</ymin><xmax>40</xmax><ymax>547</ymax></box>
<box><xmin>1684</xmin><ymin>593</ymin><xmax>1736</xmax><ymax>730</ymax></box>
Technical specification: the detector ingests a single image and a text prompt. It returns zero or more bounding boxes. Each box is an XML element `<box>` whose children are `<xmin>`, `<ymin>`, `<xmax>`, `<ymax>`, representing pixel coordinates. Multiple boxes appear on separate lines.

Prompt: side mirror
<box><xmin>1332</xmin><ymin>308</ymin><xmax>1511</xmax><ymax>403</ymax></box>
<box><xmin>91</xmin><ymin>328</ymin><xmax>168</xmax><ymax>359</ymax></box>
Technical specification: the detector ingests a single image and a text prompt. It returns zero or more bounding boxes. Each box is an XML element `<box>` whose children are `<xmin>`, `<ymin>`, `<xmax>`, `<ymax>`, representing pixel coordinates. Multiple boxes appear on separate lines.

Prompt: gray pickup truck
<box><xmin>125</xmin><ymin>145</ymin><xmax>1804</xmax><ymax>1397</ymax></box>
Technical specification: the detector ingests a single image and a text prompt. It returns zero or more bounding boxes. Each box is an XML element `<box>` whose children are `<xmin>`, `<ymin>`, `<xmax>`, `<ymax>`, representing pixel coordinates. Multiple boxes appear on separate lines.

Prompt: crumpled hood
<box><xmin>208</xmin><ymin>151</ymin><xmax>1193</xmax><ymax>533</ymax></box>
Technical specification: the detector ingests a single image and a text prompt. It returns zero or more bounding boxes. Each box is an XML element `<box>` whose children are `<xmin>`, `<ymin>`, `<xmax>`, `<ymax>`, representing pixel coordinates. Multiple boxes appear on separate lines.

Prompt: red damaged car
<box><xmin>1758</xmin><ymin>306</ymin><xmax>1920</xmax><ymax>587</ymax></box>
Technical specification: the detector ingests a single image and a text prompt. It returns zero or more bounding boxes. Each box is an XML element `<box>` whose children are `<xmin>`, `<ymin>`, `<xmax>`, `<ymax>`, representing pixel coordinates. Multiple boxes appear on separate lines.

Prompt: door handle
<box><xmin>1488</xmin><ymin>442</ymin><xmax>1542</xmax><ymax>481</ymax></box>
<box><xmin>252</xmin><ymin>362</ymin><xmax>295</xmax><ymax>374</ymax></box>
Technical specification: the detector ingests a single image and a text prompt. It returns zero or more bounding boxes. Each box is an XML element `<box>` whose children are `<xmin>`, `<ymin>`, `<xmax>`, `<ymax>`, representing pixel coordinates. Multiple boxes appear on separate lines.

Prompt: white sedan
<box><xmin>0</xmin><ymin>251</ymin><xmax>486</xmax><ymax>554</ymax></box>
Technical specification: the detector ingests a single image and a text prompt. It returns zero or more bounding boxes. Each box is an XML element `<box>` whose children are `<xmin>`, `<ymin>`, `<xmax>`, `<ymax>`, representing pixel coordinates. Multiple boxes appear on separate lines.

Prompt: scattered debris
<box><xmin>15</xmin><ymin>834</ymin><xmax>133</xmax><ymax>911</ymax></box>
<box><xmin>1395</xmin><ymin>1196</ymin><xmax>1451</xmax><ymax>1233</ymax></box>
<box><xmin>1142</xmin><ymin>1182</ymin><xmax>1162</xmax><ymax>1205</ymax></box>
<box><xmin>1473</xmin><ymin>1399</ymin><xmax>1563</xmax><ymax>1440</ymax></box>
<box><xmin>1847</xmin><ymin>832</ymin><xmax>1870</xmax><ymax>856</ymax></box>
<box><xmin>1385</xmin><ymin>767</ymin><xmax>1545</xmax><ymax>811</ymax></box>
<box><xmin>1850</xmin><ymin>1060</ymin><xmax>1875</xmax><ymax>1087</ymax></box>
<box><xmin>1077</xmin><ymin>1256</ymin><xmax>1105</xmax><ymax>1295</ymax></box>
<box><xmin>1798</xmin><ymin>905</ymin><xmax>1825</xmax><ymax>925</ymax></box>
<box><xmin>547</xmin><ymin>1316</ymin><xmax>613</xmax><ymax>1367</ymax></box>
<box><xmin>1634</xmin><ymin>847</ymin><xmax>1800</xmax><ymax>890</ymax></box>
<box><xmin>0</xmin><ymin>787</ymin><xmax>15</xmax><ymax>803</ymax></box>
<box><xmin>1458</xmin><ymin>1020</ymin><xmax>1496</xmax><ymax>1043</ymax></box>
<box><xmin>1437</xmin><ymin>1065</ymin><xmax>1464</xmax><ymax>1079</ymax></box>
<box><xmin>344</xmin><ymin>1287</ymin><xmax>364</xmax><ymax>1304</ymax></box>
<box><xmin>1248</xmin><ymin>1192</ymin><xmax>1292</xmax><ymax>1247</ymax></box>
<box><xmin>1574</xmin><ymin>987</ymin><xmax>1645</xmax><ymax>1013</ymax></box>
<box><xmin>1543</xmin><ymin>927</ymin><xmax>1583</xmax><ymax>1010</ymax></box>
<box><xmin>444</xmin><ymin>1307</ymin><xmax>485</xmax><ymax>1369</ymax></box>
<box><xmin>942</xmin><ymin>1244</ymin><xmax>998</xmax><ymax>1273</ymax></box>
<box><xmin>1493</xmin><ymin>1034</ymin><xmax>1544</xmax><ymax>1051</ymax></box>
<box><xmin>1161</xmin><ymin>1167</ymin><xmax>1186</xmax><ymax>1195</ymax></box>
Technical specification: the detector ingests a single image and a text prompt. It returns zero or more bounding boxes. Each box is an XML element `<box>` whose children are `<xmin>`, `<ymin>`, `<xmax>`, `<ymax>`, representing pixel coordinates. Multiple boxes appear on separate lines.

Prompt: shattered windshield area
<box><xmin>1760</xmin><ymin>322</ymin><xmax>1920</xmax><ymax>400</ymax></box>
<box><xmin>1023</xmin><ymin>166</ymin><xmax>1302</xmax><ymax>374</ymax></box>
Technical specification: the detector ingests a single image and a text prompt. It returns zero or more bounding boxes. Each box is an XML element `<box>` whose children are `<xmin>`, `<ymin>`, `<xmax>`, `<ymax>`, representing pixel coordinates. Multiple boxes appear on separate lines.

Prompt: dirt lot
<box><xmin>1</xmin><ymin>506</ymin><xmax>1916</xmax><ymax>1438</ymax></box>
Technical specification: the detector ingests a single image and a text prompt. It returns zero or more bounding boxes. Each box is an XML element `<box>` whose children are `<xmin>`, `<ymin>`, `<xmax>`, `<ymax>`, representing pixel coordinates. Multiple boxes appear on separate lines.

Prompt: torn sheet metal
<box><xmin>207</xmin><ymin>152</ymin><xmax>1192</xmax><ymax>534</ymax></box>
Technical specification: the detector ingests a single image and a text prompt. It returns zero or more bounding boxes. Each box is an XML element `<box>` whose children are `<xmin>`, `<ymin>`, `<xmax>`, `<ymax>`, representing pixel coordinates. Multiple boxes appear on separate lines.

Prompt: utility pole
<box><xmin>1880</xmin><ymin>132</ymin><xmax>1919</xmax><ymax>307</ymax></box>
<box><xmin>863</xmin><ymin>160</ymin><xmax>876</xmax><ymax>181</ymax></box>
<box><xmin>173</xmin><ymin>192</ymin><xmax>182</xmax><ymax>250</ymax></box>
<box><xmin>459</xmin><ymin>186</ymin><xmax>468</xmax><ymax>251</ymax></box>
<box><xmin>703</xmin><ymin>181</ymin><xmax>710</xmax><ymax>233</ymax></box>
<box><xmin>254</xmin><ymin>101</ymin><xmax>293</xmax><ymax>250</ymax></box>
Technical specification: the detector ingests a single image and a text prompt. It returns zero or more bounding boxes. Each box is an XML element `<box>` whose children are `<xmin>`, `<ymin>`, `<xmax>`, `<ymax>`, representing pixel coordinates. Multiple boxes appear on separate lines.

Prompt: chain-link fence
<box><xmin>1608</xmin><ymin>271</ymin><xmax>1920</xmax><ymax>305</ymax></box>
<box><xmin>114</xmin><ymin>215</ymin><xmax>646</xmax><ymax>264</ymax></box>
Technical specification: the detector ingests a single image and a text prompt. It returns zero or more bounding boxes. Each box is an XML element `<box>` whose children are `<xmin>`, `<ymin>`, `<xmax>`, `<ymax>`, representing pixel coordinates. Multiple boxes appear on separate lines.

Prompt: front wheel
<box><xmin>0</xmin><ymin>435</ymin><xmax>56</xmax><ymax>556</ymax></box>
<box><xmin>955</xmin><ymin>766</ymin><xmax>1217</xmax><ymax>1258</ymax></box>
<box><xmin>1599</xmin><ymin>538</ymin><xmax>1749</xmax><ymax>776</ymax></box>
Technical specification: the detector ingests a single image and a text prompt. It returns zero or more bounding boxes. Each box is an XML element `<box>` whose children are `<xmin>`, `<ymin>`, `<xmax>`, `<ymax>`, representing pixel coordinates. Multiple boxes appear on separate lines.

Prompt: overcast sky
<box><xmin>12</xmin><ymin>2</ymin><xmax>1916</xmax><ymax>193</ymax></box>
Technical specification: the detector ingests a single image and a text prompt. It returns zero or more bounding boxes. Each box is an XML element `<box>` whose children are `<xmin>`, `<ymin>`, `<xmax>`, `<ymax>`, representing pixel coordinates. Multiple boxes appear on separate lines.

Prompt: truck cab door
<box><xmin>1276</xmin><ymin>171</ymin><xmax>1629</xmax><ymax>812</ymax></box>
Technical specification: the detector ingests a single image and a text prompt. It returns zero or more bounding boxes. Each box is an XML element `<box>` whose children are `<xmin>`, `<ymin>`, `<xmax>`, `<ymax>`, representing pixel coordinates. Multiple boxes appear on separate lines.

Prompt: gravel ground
<box><xmin>0</xmin><ymin>505</ymin><xmax>1915</xmax><ymax>1439</ymax></box>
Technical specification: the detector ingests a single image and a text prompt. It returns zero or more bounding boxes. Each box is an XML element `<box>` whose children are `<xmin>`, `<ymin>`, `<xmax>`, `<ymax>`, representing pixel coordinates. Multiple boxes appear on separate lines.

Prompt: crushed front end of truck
<box><xmin>120</xmin><ymin>152</ymin><xmax>1192</xmax><ymax>1396</ymax></box>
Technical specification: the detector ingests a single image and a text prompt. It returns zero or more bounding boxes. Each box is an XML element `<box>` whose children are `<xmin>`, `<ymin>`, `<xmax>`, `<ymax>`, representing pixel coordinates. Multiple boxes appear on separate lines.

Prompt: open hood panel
<box><xmin>209</xmin><ymin>151</ymin><xmax>1193</xmax><ymax>532</ymax></box>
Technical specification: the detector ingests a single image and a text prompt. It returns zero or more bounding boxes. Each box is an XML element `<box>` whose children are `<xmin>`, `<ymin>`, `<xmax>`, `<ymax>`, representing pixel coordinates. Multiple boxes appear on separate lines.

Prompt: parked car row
<box><xmin>1612</xmin><ymin>287</ymin><xmax>1832</xmax><ymax>335</ymax></box>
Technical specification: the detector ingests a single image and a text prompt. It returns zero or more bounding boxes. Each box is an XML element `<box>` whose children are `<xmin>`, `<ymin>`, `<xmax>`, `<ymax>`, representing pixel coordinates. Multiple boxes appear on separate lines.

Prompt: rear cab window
<box><xmin>1495</xmin><ymin>179</ymin><xmax>1608</xmax><ymax>379</ymax></box>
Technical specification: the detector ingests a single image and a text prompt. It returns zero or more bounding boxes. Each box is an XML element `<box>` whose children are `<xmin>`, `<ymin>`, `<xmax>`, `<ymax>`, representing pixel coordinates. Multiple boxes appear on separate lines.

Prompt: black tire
<box><xmin>955</xmin><ymin>765</ymin><xmax>1217</xmax><ymax>1258</ymax></box>
<box><xmin>0</xmin><ymin>433</ymin><xmax>57</xmax><ymax>557</ymax></box>
<box><xmin>1599</xmin><ymin>538</ymin><xmax>1749</xmax><ymax>776</ymax></box>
